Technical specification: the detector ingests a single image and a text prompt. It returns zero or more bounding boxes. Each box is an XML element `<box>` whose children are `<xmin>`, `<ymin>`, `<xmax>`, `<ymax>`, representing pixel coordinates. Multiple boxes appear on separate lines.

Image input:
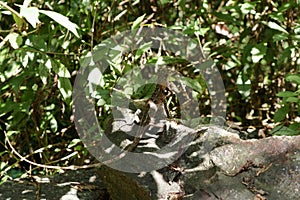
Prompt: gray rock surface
<box><xmin>1</xmin><ymin>126</ymin><xmax>299</xmax><ymax>200</ymax></box>
<box><xmin>98</xmin><ymin>125</ymin><xmax>300</xmax><ymax>200</ymax></box>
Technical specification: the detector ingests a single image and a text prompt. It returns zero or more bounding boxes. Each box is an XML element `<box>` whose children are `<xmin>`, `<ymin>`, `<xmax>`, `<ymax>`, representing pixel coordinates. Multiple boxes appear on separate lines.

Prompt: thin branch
<box><xmin>0</xmin><ymin>1</ymin><xmax>22</xmax><ymax>19</ymax></box>
<box><xmin>4</xmin><ymin>130</ymin><xmax>102</xmax><ymax>170</ymax></box>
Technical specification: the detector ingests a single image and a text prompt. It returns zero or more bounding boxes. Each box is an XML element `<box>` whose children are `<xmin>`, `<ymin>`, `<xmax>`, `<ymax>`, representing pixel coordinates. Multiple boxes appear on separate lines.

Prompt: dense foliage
<box><xmin>0</xmin><ymin>0</ymin><xmax>299</xmax><ymax>182</ymax></box>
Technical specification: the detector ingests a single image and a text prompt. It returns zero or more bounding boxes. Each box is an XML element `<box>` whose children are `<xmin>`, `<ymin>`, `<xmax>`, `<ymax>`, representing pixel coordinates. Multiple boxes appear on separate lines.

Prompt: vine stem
<box><xmin>4</xmin><ymin>130</ymin><xmax>103</xmax><ymax>170</ymax></box>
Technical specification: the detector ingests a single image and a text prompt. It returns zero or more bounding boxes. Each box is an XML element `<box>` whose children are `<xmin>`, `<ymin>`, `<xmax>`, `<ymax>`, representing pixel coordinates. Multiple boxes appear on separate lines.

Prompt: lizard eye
<box><xmin>163</xmin><ymin>88</ymin><xmax>171</xmax><ymax>96</ymax></box>
<box><xmin>164</xmin><ymin>90</ymin><xmax>169</xmax><ymax>96</ymax></box>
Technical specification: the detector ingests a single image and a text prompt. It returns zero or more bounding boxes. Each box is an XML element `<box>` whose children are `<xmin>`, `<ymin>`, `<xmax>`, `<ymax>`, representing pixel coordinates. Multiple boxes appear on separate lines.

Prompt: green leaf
<box><xmin>269</xmin><ymin>13</ymin><xmax>285</xmax><ymax>23</ymax></box>
<box><xmin>94</xmin><ymin>89</ymin><xmax>110</xmax><ymax>101</ymax></box>
<box><xmin>12</xmin><ymin>13</ymin><xmax>25</xmax><ymax>29</ymax></box>
<box><xmin>197</xmin><ymin>27</ymin><xmax>210</xmax><ymax>36</ymax></box>
<box><xmin>160</xmin><ymin>0</ymin><xmax>172</xmax><ymax>5</ymax></box>
<box><xmin>44</xmin><ymin>104</ymin><xmax>55</xmax><ymax>111</ymax></box>
<box><xmin>195</xmin><ymin>60</ymin><xmax>215</xmax><ymax>71</ymax></box>
<box><xmin>74</xmin><ymin>145</ymin><xmax>83</xmax><ymax>151</ymax></box>
<box><xmin>181</xmin><ymin>77</ymin><xmax>203</xmax><ymax>94</ymax></box>
<box><xmin>148</xmin><ymin>57</ymin><xmax>186</xmax><ymax>65</ymax></box>
<box><xmin>58</xmin><ymin>77</ymin><xmax>72</xmax><ymax>105</ymax></box>
<box><xmin>22</xmin><ymin>0</ymin><xmax>33</xmax><ymax>7</ymax></box>
<box><xmin>7</xmin><ymin>33</ymin><xmax>23</xmax><ymax>49</ymax></box>
<box><xmin>39</xmin><ymin>10</ymin><xmax>79</xmax><ymax>37</ymax></box>
<box><xmin>20</xmin><ymin>6</ymin><xmax>40</xmax><ymax>28</ymax></box>
<box><xmin>68</xmin><ymin>139</ymin><xmax>81</xmax><ymax>149</ymax></box>
<box><xmin>286</xmin><ymin>97</ymin><xmax>299</xmax><ymax>103</ymax></box>
<box><xmin>108</xmin><ymin>61</ymin><xmax>122</xmax><ymax>75</ymax></box>
<box><xmin>132</xmin><ymin>83</ymin><xmax>156</xmax><ymax>100</ymax></box>
<box><xmin>6</xmin><ymin>131</ymin><xmax>19</xmax><ymax>137</ymax></box>
<box><xmin>97</xmin><ymin>99</ymin><xmax>106</xmax><ymax>106</ymax></box>
<box><xmin>286</xmin><ymin>74</ymin><xmax>300</xmax><ymax>84</ymax></box>
<box><xmin>289</xmin><ymin>123</ymin><xmax>300</xmax><ymax>131</ymax></box>
<box><xmin>131</xmin><ymin>14</ymin><xmax>146</xmax><ymax>30</ymax></box>
<box><xmin>250</xmin><ymin>43</ymin><xmax>267</xmax><ymax>63</ymax></box>
<box><xmin>240</xmin><ymin>2</ymin><xmax>256</xmax><ymax>15</ymax></box>
<box><xmin>135</xmin><ymin>41</ymin><xmax>152</xmax><ymax>59</ymax></box>
<box><xmin>87</xmin><ymin>68</ymin><xmax>105</xmax><ymax>89</ymax></box>
<box><xmin>189</xmin><ymin>19</ymin><xmax>210</xmax><ymax>37</ymax></box>
<box><xmin>236</xmin><ymin>73</ymin><xmax>251</xmax><ymax>99</ymax></box>
<box><xmin>266</xmin><ymin>21</ymin><xmax>288</xmax><ymax>34</ymax></box>
<box><xmin>270</xmin><ymin>125</ymin><xmax>299</xmax><ymax>136</ymax></box>
<box><xmin>273</xmin><ymin>34</ymin><xmax>288</xmax><ymax>41</ymax></box>
<box><xmin>154</xmin><ymin>56</ymin><xmax>188</xmax><ymax>65</ymax></box>
<box><xmin>26</xmin><ymin>35</ymin><xmax>47</xmax><ymax>51</ymax></box>
<box><xmin>274</xmin><ymin>106</ymin><xmax>289</xmax><ymax>122</ymax></box>
<box><xmin>0</xmin><ymin>175</ymin><xmax>9</xmax><ymax>185</ymax></box>
<box><xmin>276</xmin><ymin>91</ymin><xmax>297</xmax><ymax>97</ymax></box>
<box><xmin>212</xmin><ymin>12</ymin><xmax>237</xmax><ymax>24</ymax></box>
<box><xmin>39</xmin><ymin>62</ymin><xmax>50</xmax><ymax>84</ymax></box>
<box><xmin>50</xmin><ymin>117</ymin><xmax>57</xmax><ymax>132</ymax></box>
<box><xmin>0</xmin><ymin>161</ymin><xmax>8</xmax><ymax>171</ymax></box>
<box><xmin>7</xmin><ymin>168</ymin><xmax>24</xmax><ymax>179</ymax></box>
<box><xmin>57</xmin><ymin>64</ymin><xmax>71</xmax><ymax>78</ymax></box>
<box><xmin>0</xmin><ymin>102</ymin><xmax>18</xmax><ymax>117</ymax></box>
<box><xmin>277</xmin><ymin>2</ymin><xmax>293</xmax><ymax>13</ymax></box>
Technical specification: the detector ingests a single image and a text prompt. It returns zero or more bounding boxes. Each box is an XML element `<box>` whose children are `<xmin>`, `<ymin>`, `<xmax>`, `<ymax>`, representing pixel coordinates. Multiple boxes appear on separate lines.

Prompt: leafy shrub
<box><xmin>271</xmin><ymin>74</ymin><xmax>300</xmax><ymax>136</ymax></box>
<box><xmin>1</xmin><ymin>0</ymin><xmax>300</xmax><ymax>183</ymax></box>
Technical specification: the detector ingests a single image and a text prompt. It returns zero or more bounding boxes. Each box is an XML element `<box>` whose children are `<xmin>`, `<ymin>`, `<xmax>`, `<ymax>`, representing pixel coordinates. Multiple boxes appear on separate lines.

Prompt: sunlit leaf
<box><xmin>197</xmin><ymin>27</ymin><xmax>210</xmax><ymax>36</ymax></box>
<box><xmin>39</xmin><ymin>10</ymin><xmax>79</xmax><ymax>37</ymax></box>
<box><xmin>22</xmin><ymin>0</ymin><xmax>33</xmax><ymax>7</ymax></box>
<box><xmin>277</xmin><ymin>2</ymin><xmax>292</xmax><ymax>12</ymax></box>
<box><xmin>135</xmin><ymin>41</ymin><xmax>152</xmax><ymax>59</ymax></box>
<box><xmin>266</xmin><ymin>21</ymin><xmax>288</xmax><ymax>34</ymax></box>
<box><xmin>68</xmin><ymin>139</ymin><xmax>81</xmax><ymax>148</ymax></box>
<box><xmin>236</xmin><ymin>74</ymin><xmax>251</xmax><ymax>99</ymax></box>
<box><xmin>87</xmin><ymin>68</ymin><xmax>105</xmax><ymax>94</ymax></box>
<box><xmin>50</xmin><ymin>117</ymin><xmax>57</xmax><ymax>132</ymax></box>
<box><xmin>114</xmin><ymin>10</ymin><xmax>127</xmax><ymax>21</ymax></box>
<box><xmin>273</xmin><ymin>34</ymin><xmax>288</xmax><ymax>41</ymax></box>
<box><xmin>240</xmin><ymin>2</ymin><xmax>256</xmax><ymax>15</ymax></box>
<box><xmin>0</xmin><ymin>162</ymin><xmax>8</xmax><ymax>171</ymax></box>
<box><xmin>58</xmin><ymin>77</ymin><xmax>72</xmax><ymax>105</ymax></box>
<box><xmin>132</xmin><ymin>14</ymin><xmax>146</xmax><ymax>30</ymax></box>
<box><xmin>20</xmin><ymin>6</ymin><xmax>40</xmax><ymax>28</ymax></box>
<box><xmin>250</xmin><ymin>43</ymin><xmax>267</xmax><ymax>63</ymax></box>
<box><xmin>57</xmin><ymin>64</ymin><xmax>71</xmax><ymax>78</ymax></box>
<box><xmin>7</xmin><ymin>33</ymin><xmax>23</xmax><ymax>49</ymax></box>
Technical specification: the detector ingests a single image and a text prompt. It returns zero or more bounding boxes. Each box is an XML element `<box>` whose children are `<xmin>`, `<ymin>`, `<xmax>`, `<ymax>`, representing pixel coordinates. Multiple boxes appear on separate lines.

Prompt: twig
<box><xmin>4</xmin><ymin>130</ymin><xmax>102</xmax><ymax>170</ymax></box>
<box><xmin>0</xmin><ymin>1</ymin><xmax>22</xmax><ymax>19</ymax></box>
